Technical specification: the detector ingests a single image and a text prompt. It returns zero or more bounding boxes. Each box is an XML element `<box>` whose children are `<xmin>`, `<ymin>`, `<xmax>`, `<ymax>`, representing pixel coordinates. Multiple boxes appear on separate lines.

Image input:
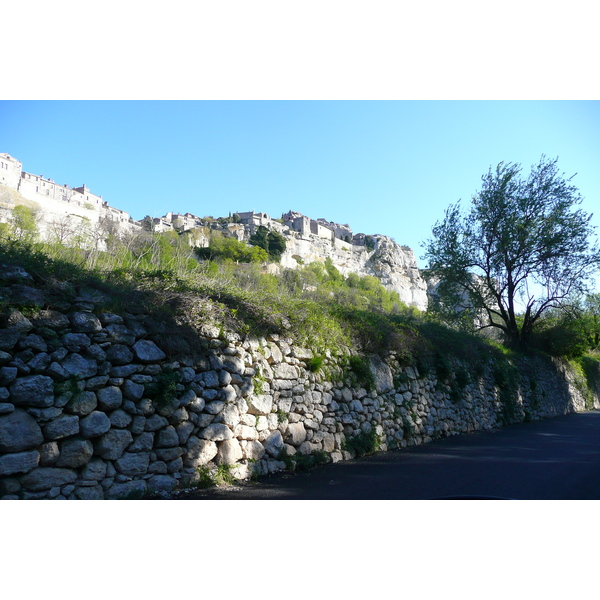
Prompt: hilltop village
<box><xmin>0</xmin><ymin>153</ymin><xmax>429</xmax><ymax>309</ymax></box>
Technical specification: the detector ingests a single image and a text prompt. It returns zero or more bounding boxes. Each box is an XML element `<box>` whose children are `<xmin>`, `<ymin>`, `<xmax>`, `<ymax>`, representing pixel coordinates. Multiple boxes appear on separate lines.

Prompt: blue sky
<box><xmin>2</xmin><ymin>100</ymin><xmax>599</xmax><ymax>272</ymax></box>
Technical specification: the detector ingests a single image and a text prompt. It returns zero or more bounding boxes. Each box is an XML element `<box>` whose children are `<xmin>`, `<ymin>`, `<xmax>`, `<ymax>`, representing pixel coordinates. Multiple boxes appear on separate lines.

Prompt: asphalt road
<box><xmin>175</xmin><ymin>410</ymin><xmax>600</xmax><ymax>500</ymax></box>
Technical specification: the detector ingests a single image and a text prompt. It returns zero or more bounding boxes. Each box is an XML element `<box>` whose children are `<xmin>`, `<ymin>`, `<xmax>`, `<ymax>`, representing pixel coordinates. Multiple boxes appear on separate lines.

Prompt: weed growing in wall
<box><xmin>492</xmin><ymin>360</ymin><xmax>521</xmax><ymax>425</ymax></box>
<box><xmin>346</xmin><ymin>356</ymin><xmax>375</xmax><ymax>391</ymax></box>
<box><xmin>341</xmin><ymin>428</ymin><xmax>381</xmax><ymax>457</ymax></box>
<box><xmin>145</xmin><ymin>368</ymin><xmax>182</xmax><ymax>409</ymax></box>
<box><xmin>281</xmin><ymin>450</ymin><xmax>329</xmax><ymax>472</ymax></box>
<box><xmin>306</xmin><ymin>355</ymin><xmax>325</xmax><ymax>372</ymax></box>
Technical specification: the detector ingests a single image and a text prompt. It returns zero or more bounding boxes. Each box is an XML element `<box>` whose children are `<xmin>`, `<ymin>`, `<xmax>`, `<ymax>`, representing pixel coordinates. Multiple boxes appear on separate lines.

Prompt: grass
<box><xmin>2</xmin><ymin>231</ymin><xmax>598</xmax><ymax>412</ymax></box>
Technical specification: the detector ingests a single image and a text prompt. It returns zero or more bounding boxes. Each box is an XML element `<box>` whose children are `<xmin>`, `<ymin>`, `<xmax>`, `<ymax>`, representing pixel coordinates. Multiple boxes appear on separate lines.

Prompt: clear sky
<box><xmin>2</xmin><ymin>100</ymin><xmax>599</xmax><ymax>273</ymax></box>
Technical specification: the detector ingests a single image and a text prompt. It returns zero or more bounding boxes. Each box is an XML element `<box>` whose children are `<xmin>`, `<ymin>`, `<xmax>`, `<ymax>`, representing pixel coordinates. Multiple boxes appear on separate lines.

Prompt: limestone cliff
<box><xmin>276</xmin><ymin>231</ymin><xmax>428</xmax><ymax>310</ymax></box>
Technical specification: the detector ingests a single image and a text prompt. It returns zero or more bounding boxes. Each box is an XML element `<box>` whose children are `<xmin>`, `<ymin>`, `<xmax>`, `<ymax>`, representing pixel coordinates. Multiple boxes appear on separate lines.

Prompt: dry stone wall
<box><xmin>0</xmin><ymin>279</ymin><xmax>597</xmax><ymax>499</ymax></box>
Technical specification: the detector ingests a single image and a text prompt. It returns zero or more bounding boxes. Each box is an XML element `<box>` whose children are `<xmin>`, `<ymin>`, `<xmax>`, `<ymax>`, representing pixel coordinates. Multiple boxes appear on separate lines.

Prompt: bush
<box><xmin>347</xmin><ymin>356</ymin><xmax>375</xmax><ymax>391</ymax></box>
<box><xmin>531</xmin><ymin>321</ymin><xmax>590</xmax><ymax>359</ymax></box>
<box><xmin>342</xmin><ymin>428</ymin><xmax>380</xmax><ymax>457</ymax></box>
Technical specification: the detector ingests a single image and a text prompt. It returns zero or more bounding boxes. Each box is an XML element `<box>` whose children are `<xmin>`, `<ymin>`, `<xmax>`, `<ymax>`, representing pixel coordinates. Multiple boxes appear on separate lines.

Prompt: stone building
<box><xmin>0</xmin><ymin>153</ymin><xmax>140</xmax><ymax>235</ymax></box>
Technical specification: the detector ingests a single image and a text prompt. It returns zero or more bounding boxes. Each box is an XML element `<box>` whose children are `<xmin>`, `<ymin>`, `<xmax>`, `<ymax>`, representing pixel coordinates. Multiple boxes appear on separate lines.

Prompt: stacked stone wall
<box><xmin>0</xmin><ymin>275</ymin><xmax>597</xmax><ymax>499</ymax></box>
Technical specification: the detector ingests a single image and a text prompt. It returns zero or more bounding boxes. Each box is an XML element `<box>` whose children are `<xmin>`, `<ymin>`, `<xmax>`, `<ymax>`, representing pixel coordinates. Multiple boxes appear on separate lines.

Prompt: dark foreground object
<box><xmin>175</xmin><ymin>410</ymin><xmax>600</xmax><ymax>500</ymax></box>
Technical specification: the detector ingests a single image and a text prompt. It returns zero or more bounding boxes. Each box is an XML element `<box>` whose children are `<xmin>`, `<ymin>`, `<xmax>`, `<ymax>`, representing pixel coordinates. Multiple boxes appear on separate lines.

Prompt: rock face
<box><xmin>0</xmin><ymin>281</ymin><xmax>597</xmax><ymax>499</ymax></box>
<box><xmin>278</xmin><ymin>233</ymin><xmax>428</xmax><ymax>310</ymax></box>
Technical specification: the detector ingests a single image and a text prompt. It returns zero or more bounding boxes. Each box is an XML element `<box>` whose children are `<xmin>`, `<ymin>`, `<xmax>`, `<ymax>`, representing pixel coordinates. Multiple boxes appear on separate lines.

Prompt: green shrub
<box><xmin>342</xmin><ymin>428</ymin><xmax>381</xmax><ymax>457</ymax></box>
<box><xmin>306</xmin><ymin>355</ymin><xmax>325</xmax><ymax>372</ymax></box>
<box><xmin>281</xmin><ymin>451</ymin><xmax>329</xmax><ymax>472</ymax></box>
<box><xmin>145</xmin><ymin>368</ymin><xmax>182</xmax><ymax>409</ymax></box>
<box><xmin>347</xmin><ymin>356</ymin><xmax>375</xmax><ymax>391</ymax></box>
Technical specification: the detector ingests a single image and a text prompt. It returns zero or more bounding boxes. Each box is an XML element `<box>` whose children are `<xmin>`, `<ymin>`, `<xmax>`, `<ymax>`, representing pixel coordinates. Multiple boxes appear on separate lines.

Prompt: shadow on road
<box><xmin>173</xmin><ymin>410</ymin><xmax>600</xmax><ymax>500</ymax></box>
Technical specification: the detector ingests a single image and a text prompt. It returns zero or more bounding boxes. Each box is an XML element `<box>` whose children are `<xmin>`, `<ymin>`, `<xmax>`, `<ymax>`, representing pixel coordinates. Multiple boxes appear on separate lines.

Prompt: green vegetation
<box><xmin>248</xmin><ymin>225</ymin><xmax>287</xmax><ymax>261</ymax></box>
<box><xmin>280</xmin><ymin>450</ymin><xmax>329</xmax><ymax>472</ymax></box>
<box><xmin>10</xmin><ymin>205</ymin><xmax>39</xmax><ymax>241</ymax></box>
<box><xmin>195</xmin><ymin>464</ymin><xmax>236</xmax><ymax>488</ymax></box>
<box><xmin>1</xmin><ymin>203</ymin><xmax>598</xmax><ymax>415</ymax></box>
<box><xmin>145</xmin><ymin>368</ymin><xmax>182</xmax><ymax>409</ymax></box>
<box><xmin>347</xmin><ymin>356</ymin><xmax>375</xmax><ymax>391</ymax></box>
<box><xmin>306</xmin><ymin>355</ymin><xmax>325</xmax><ymax>372</ymax></box>
<box><xmin>342</xmin><ymin>428</ymin><xmax>381</xmax><ymax>457</ymax></box>
<box><xmin>194</xmin><ymin>231</ymin><xmax>269</xmax><ymax>263</ymax></box>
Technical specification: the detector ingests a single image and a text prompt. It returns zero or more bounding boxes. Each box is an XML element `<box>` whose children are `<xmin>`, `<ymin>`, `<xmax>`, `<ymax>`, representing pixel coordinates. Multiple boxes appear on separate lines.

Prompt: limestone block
<box><xmin>220</xmin><ymin>384</ymin><xmax>237</xmax><ymax>403</ymax></box>
<box><xmin>184</xmin><ymin>436</ymin><xmax>218</xmax><ymax>467</ymax></box>
<box><xmin>56</xmin><ymin>439</ymin><xmax>94</xmax><ymax>468</ymax></box>
<box><xmin>284</xmin><ymin>422</ymin><xmax>307</xmax><ymax>446</ymax></box>
<box><xmin>81</xmin><ymin>458</ymin><xmax>108</xmax><ymax>481</ymax></box>
<box><xmin>178</xmin><ymin>388</ymin><xmax>198</xmax><ymax>408</ymax></box>
<box><xmin>109</xmin><ymin>409</ymin><xmax>132</xmax><ymax>429</ymax></box>
<box><xmin>27</xmin><ymin>352</ymin><xmax>51</xmax><ymax>373</ymax></box>
<box><xmin>215</xmin><ymin>438</ymin><xmax>243</xmax><ymax>465</ymax></box>
<box><xmin>240</xmin><ymin>414</ymin><xmax>256</xmax><ymax>427</ymax></box>
<box><xmin>43</xmin><ymin>414</ymin><xmax>80</xmax><ymax>440</ymax></box>
<box><xmin>0</xmin><ymin>366</ymin><xmax>18</xmax><ymax>387</ymax></box>
<box><xmin>247</xmin><ymin>394</ymin><xmax>273</xmax><ymax>416</ymax></box>
<box><xmin>96</xmin><ymin>386</ymin><xmax>123</xmax><ymax>411</ymax></box>
<box><xmin>106</xmin><ymin>344</ymin><xmax>134</xmax><ymax>365</ymax></box>
<box><xmin>94</xmin><ymin>429</ymin><xmax>133</xmax><ymax>460</ymax></box>
<box><xmin>144</xmin><ymin>414</ymin><xmax>168</xmax><ymax>431</ymax></box>
<box><xmin>176</xmin><ymin>421</ymin><xmax>194</xmax><ymax>445</ymax></box>
<box><xmin>205</xmin><ymin>400</ymin><xmax>225</xmax><ymax>415</ymax></box>
<box><xmin>240</xmin><ymin>439</ymin><xmax>265</xmax><ymax>461</ymax></box>
<box><xmin>129</xmin><ymin>432</ymin><xmax>154</xmax><ymax>452</ymax></box>
<box><xmin>115</xmin><ymin>452</ymin><xmax>150</xmax><ymax>476</ymax></box>
<box><xmin>322</xmin><ymin>432</ymin><xmax>336</xmax><ymax>452</ymax></box>
<box><xmin>156</xmin><ymin>425</ymin><xmax>179</xmax><ymax>448</ymax></box>
<box><xmin>0</xmin><ymin>450</ymin><xmax>39</xmax><ymax>476</ymax></box>
<box><xmin>234</xmin><ymin>424</ymin><xmax>259</xmax><ymax>440</ymax></box>
<box><xmin>61</xmin><ymin>353</ymin><xmax>98</xmax><ymax>380</ymax></box>
<box><xmin>39</xmin><ymin>441</ymin><xmax>60</xmax><ymax>466</ymax></box>
<box><xmin>169</xmin><ymin>407</ymin><xmax>189</xmax><ymax>425</ymax></box>
<box><xmin>272</xmin><ymin>363</ymin><xmax>298</xmax><ymax>380</ymax></box>
<box><xmin>0</xmin><ymin>408</ymin><xmax>43</xmax><ymax>452</ymax></box>
<box><xmin>6</xmin><ymin>309</ymin><xmax>33</xmax><ymax>332</ymax></box>
<box><xmin>0</xmin><ymin>328</ymin><xmax>21</xmax><ymax>351</ymax></box>
<box><xmin>122</xmin><ymin>379</ymin><xmax>144</xmax><ymax>401</ymax></box>
<box><xmin>79</xmin><ymin>411</ymin><xmax>111</xmax><ymax>438</ymax></box>
<box><xmin>99</xmin><ymin>312</ymin><xmax>124</xmax><ymax>326</ymax></box>
<box><xmin>105</xmin><ymin>480</ymin><xmax>147</xmax><ymax>500</ymax></box>
<box><xmin>262</xmin><ymin>430</ymin><xmax>284</xmax><ymax>458</ymax></box>
<box><xmin>201</xmin><ymin>370</ymin><xmax>220</xmax><ymax>388</ymax></box>
<box><xmin>70</xmin><ymin>312</ymin><xmax>102</xmax><ymax>333</ymax></box>
<box><xmin>148</xmin><ymin>461</ymin><xmax>168</xmax><ymax>474</ymax></box>
<box><xmin>132</xmin><ymin>340</ymin><xmax>166</xmax><ymax>363</ymax></box>
<box><xmin>20</xmin><ymin>467</ymin><xmax>77</xmax><ymax>492</ymax></box>
<box><xmin>65</xmin><ymin>391</ymin><xmax>98</xmax><ymax>416</ymax></box>
<box><xmin>9</xmin><ymin>375</ymin><xmax>54</xmax><ymax>407</ymax></box>
<box><xmin>219</xmin><ymin>404</ymin><xmax>240</xmax><ymax>428</ymax></box>
<box><xmin>147</xmin><ymin>475</ymin><xmax>177</xmax><ymax>494</ymax></box>
<box><xmin>105</xmin><ymin>324</ymin><xmax>136</xmax><ymax>345</ymax></box>
<box><xmin>222</xmin><ymin>356</ymin><xmax>245</xmax><ymax>374</ymax></box>
<box><xmin>256</xmin><ymin>416</ymin><xmax>268</xmax><ymax>431</ymax></box>
<box><xmin>75</xmin><ymin>485</ymin><xmax>105</xmax><ymax>500</ymax></box>
<box><xmin>199</xmin><ymin>423</ymin><xmax>233</xmax><ymax>442</ymax></box>
<box><xmin>155</xmin><ymin>447</ymin><xmax>183</xmax><ymax>461</ymax></box>
<box><xmin>368</xmin><ymin>355</ymin><xmax>393</xmax><ymax>393</ymax></box>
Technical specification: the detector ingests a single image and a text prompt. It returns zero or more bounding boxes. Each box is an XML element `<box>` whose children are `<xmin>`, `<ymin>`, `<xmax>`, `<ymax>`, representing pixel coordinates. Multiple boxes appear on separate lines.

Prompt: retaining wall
<box><xmin>0</xmin><ymin>277</ymin><xmax>597</xmax><ymax>499</ymax></box>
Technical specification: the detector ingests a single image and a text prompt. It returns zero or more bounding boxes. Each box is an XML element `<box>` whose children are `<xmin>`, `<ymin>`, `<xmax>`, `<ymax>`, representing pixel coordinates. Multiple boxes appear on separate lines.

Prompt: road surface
<box><xmin>174</xmin><ymin>410</ymin><xmax>600</xmax><ymax>500</ymax></box>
